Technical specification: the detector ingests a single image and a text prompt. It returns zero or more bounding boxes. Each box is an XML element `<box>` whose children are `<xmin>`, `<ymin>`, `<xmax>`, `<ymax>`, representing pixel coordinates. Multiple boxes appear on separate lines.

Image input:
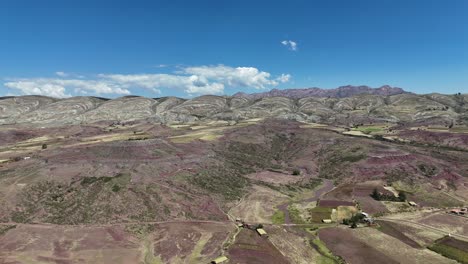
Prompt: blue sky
<box><xmin>1</xmin><ymin>0</ymin><xmax>467</xmax><ymax>98</ymax></box>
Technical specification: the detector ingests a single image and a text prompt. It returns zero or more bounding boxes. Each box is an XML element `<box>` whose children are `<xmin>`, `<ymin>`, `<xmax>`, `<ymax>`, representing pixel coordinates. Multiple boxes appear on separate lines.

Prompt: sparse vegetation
<box><xmin>271</xmin><ymin>210</ymin><xmax>285</xmax><ymax>224</ymax></box>
<box><xmin>311</xmin><ymin>238</ymin><xmax>346</xmax><ymax>264</ymax></box>
<box><xmin>288</xmin><ymin>205</ymin><xmax>305</xmax><ymax>224</ymax></box>
<box><xmin>370</xmin><ymin>188</ymin><xmax>406</xmax><ymax>202</ymax></box>
<box><xmin>0</xmin><ymin>225</ymin><xmax>16</xmax><ymax>236</ymax></box>
<box><xmin>191</xmin><ymin>167</ymin><xmax>249</xmax><ymax>201</ymax></box>
<box><xmin>308</xmin><ymin>206</ymin><xmax>333</xmax><ymax>223</ymax></box>
<box><xmin>417</xmin><ymin>163</ymin><xmax>437</xmax><ymax>177</ymax></box>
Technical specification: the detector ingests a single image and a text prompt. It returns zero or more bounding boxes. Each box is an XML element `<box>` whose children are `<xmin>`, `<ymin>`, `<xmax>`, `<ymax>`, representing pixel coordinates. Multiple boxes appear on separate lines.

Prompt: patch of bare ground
<box><xmin>0</xmin><ymin>222</ymin><xmax>232</xmax><ymax>264</ymax></box>
<box><xmin>419</xmin><ymin>213</ymin><xmax>468</xmax><ymax>236</ymax></box>
<box><xmin>322</xmin><ymin>182</ymin><xmax>390</xmax><ymax>215</ymax></box>
<box><xmin>268</xmin><ymin>225</ymin><xmax>320</xmax><ymax>264</ymax></box>
<box><xmin>229</xmin><ymin>185</ymin><xmax>289</xmax><ymax>224</ymax></box>
<box><xmin>0</xmin><ymin>225</ymin><xmax>141</xmax><ymax>264</ymax></box>
<box><xmin>151</xmin><ymin>222</ymin><xmax>232</xmax><ymax>263</ymax></box>
<box><xmin>227</xmin><ymin>228</ymin><xmax>289</xmax><ymax>264</ymax></box>
<box><xmin>381</xmin><ymin>211</ymin><xmax>468</xmax><ymax>237</ymax></box>
<box><xmin>319</xmin><ymin>227</ymin><xmax>398</xmax><ymax>264</ymax></box>
<box><xmin>376</xmin><ymin>220</ymin><xmax>422</xmax><ymax>248</ymax></box>
<box><xmin>352</xmin><ymin>228</ymin><xmax>457</xmax><ymax>264</ymax></box>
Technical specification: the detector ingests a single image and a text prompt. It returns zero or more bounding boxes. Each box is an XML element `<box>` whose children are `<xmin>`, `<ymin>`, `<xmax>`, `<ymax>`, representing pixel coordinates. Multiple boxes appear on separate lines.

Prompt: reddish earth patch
<box><xmin>0</xmin><ymin>225</ymin><xmax>141</xmax><ymax>263</ymax></box>
<box><xmin>319</xmin><ymin>227</ymin><xmax>398</xmax><ymax>264</ymax></box>
<box><xmin>322</xmin><ymin>183</ymin><xmax>389</xmax><ymax>214</ymax></box>
<box><xmin>318</xmin><ymin>200</ymin><xmax>355</xmax><ymax>207</ymax></box>
<box><xmin>419</xmin><ymin>214</ymin><xmax>468</xmax><ymax>236</ymax></box>
<box><xmin>355</xmin><ymin>196</ymin><xmax>388</xmax><ymax>214</ymax></box>
<box><xmin>322</xmin><ymin>184</ymin><xmax>354</xmax><ymax>201</ymax></box>
<box><xmin>399</xmin><ymin>130</ymin><xmax>468</xmax><ymax>150</ymax></box>
<box><xmin>37</xmin><ymin>255</ymin><xmax>72</xmax><ymax>264</ymax></box>
<box><xmin>227</xmin><ymin>229</ymin><xmax>289</xmax><ymax>264</ymax></box>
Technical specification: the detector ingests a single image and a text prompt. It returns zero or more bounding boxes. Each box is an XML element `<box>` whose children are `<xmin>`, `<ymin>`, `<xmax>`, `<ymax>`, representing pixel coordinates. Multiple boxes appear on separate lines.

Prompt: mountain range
<box><xmin>1</xmin><ymin>85</ymin><xmax>466</xmax><ymax>127</ymax></box>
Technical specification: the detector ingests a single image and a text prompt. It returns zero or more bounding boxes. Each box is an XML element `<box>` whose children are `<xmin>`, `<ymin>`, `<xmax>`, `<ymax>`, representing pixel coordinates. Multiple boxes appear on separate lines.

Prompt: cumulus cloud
<box><xmin>55</xmin><ymin>71</ymin><xmax>68</xmax><ymax>77</ymax></box>
<box><xmin>281</xmin><ymin>40</ymin><xmax>297</xmax><ymax>51</ymax></box>
<box><xmin>4</xmin><ymin>80</ymin><xmax>71</xmax><ymax>98</ymax></box>
<box><xmin>98</xmin><ymin>65</ymin><xmax>290</xmax><ymax>95</ymax></box>
<box><xmin>99</xmin><ymin>73</ymin><xmax>223</xmax><ymax>95</ymax></box>
<box><xmin>4</xmin><ymin>65</ymin><xmax>291</xmax><ymax>97</ymax></box>
<box><xmin>276</xmin><ymin>74</ymin><xmax>291</xmax><ymax>83</ymax></box>
<box><xmin>4</xmin><ymin>78</ymin><xmax>130</xmax><ymax>98</ymax></box>
<box><xmin>183</xmin><ymin>65</ymin><xmax>280</xmax><ymax>89</ymax></box>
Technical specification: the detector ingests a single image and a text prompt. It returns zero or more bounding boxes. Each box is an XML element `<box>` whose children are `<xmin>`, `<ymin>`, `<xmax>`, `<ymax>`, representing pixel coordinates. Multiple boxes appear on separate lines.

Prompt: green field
<box><xmin>309</xmin><ymin>207</ymin><xmax>333</xmax><ymax>223</ymax></box>
<box><xmin>428</xmin><ymin>236</ymin><xmax>468</xmax><ymax>264</ymax></box>
<box><xmin>271</xmin><ymin>210</ymin><xmax>285</xmax><ymax>224</ymax></box>
<box><xmin>352</xmin><ymin>125</ymin><xmax>385</xmax><ymax>134</ymax></box>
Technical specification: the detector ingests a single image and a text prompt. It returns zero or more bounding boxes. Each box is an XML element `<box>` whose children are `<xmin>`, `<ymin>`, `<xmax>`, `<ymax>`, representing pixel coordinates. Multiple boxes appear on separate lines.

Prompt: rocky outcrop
<box><xmin>0</xmin><ymin>87</ymin><xmax>465</xmax><ymax>127</ymax></box>
<box><xmin>233</xmin><ymin>85</ymin><xmax>408</xmax><ymax>99</ymax></box>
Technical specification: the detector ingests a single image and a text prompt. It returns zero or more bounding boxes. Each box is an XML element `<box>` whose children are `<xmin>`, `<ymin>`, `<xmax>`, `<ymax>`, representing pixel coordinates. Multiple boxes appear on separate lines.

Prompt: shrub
<box><xmin>112</xmin><ymin>185</ymin><xmax>121</xmax><ymax>192</ymax></box>
<box><xmin>42</xmin><ymin>144</ymin><xmax>47</xmax><ymax>149</ymax></box>
<box><xmin>292</xmin><ymin>169</ymin><xmax>301</xmax><ymax>176</ymax></box>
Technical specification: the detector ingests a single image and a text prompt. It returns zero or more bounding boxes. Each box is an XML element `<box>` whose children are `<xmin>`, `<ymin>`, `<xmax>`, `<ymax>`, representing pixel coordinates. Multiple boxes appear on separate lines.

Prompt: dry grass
<box><xmin>268</xmin><ymin>226</ymin><xmax>321</xmax><ymax>264</ymax></box>
<box><xmin>229</xmin><ymin>185</ymin><xmax>289</xmax><ymax>224</ymax></box>
<box><xmin>342</xmin><ymin>130</ymin><xmax>373</xmax><ymax>138</ymax></box>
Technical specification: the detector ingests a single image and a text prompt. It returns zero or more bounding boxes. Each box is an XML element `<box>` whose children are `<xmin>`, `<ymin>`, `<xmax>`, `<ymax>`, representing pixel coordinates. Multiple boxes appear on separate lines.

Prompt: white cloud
<box><xmin>183</xmin><ymin>65</ymin><xmax>280</xmax><ymax>89</ymax></box>
<box><xmin>276</xmin><ymin>74</ymin><xmax>291</xmax><ymax>83</ymax></box>
<box><xmin>55</xmin><ymin>71</ymin><xmax>68</xmax><ymax>77</ymax></box>
<box><xmin>4</xmin><ymin>80</ymin><xmax>71</xmax><ymax>98</ymax></box>
<box><xmin>281</xmin><ymin>40</ymin><xmax>298</xmax><ymax>51</ymax></box>
<box><xmin>99</xmin><ymin>73</ymin><xmax>223</xmax><ymax>95</ymax></box>
<box><xmin>3</xmin><ymin>65</ymin><xmax>291</xmax><ymax>97</ymax></box>
<box><xmin>4</xmin><ymin>78</ymin><xmax>130</xmax><ymax>98</ymax></box>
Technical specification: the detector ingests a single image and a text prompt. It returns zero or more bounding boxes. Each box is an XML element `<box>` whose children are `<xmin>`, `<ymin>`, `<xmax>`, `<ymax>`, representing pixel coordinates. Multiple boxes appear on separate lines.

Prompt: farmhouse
<box><xmin>450</xmin><ymin>209</ymin><xmax>462</xmax><ymax>215</ymax></box>
<box><xmin>211</xmin><ymin>256</ymin><xmax>228</xmax><ymax>264</ymax></box>
<box><xmin>256</xmin><ymin>228</ymin><xmax>267</xmax><ymax>236</ymax></box>
<box><xmin>322</xmin><ymin>219</ymin><xmax>332</xmax><ymax>223</ymax></box>
<box><xmin>408</xmin><ymin>201</ymin><xmax>417</xmax><ymax>206</ymax></box>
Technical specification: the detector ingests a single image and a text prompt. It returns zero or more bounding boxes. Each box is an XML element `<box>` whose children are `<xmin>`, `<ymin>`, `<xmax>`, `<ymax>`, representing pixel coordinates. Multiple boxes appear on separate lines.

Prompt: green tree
<box><xmin>398</xmin><ymin>192</ymin><xmax>407</xmax><ymax>202</ymax></box>
<box><xmin>370</xmin><ymin>188</ymin><xmax>380</xmax><ymax>200</ymax></box>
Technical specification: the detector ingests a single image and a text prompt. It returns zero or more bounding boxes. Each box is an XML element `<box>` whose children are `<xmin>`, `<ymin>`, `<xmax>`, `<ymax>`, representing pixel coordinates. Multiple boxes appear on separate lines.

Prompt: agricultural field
<box><xmin>227</xmin><ymin>228</ymin><xmax>289</xmax><ymax>264</ymax></box>
<box><xmin>319</xmin><ymin>227</ymin><xmax>457</xmax><ymax>264</ymax></box>
<box><xmin>428</xmin><ymin>236</ymin><xmax>468</xmax><ymax>264</ymax></box>
<box><xmin>0</xmin><ymin>117</ymin><xmax>467</xmax><ymax>263</ymax></box>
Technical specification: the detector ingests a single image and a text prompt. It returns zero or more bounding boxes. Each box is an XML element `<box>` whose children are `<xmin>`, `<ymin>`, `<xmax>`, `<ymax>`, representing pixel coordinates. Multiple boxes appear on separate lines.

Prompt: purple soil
<box><xmin>376</xmin><ymin>221</ymin><xmax>422</xmax><ymax>248</ymax></box>
<box><xmin>318</xmin><ymin>200</ymin><xmax>355</xmax><ymax>207</ymax></box>
<box><xmin>319</xmin><ymin>227</ymin><xmax>398</xmax><ymax>264</ymax></box>
<box><xmin>227</xmin><ymin>229</ymin><xmax>289</xmax><ymax>264</ymax></box>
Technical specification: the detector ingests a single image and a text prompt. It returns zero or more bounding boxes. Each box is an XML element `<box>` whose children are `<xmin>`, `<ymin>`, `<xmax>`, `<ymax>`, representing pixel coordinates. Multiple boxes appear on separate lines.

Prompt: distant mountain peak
<box><xmin>233</xmin><ymin>85</ymin><xmax>408</xmax><ymax>99</ymax></box>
